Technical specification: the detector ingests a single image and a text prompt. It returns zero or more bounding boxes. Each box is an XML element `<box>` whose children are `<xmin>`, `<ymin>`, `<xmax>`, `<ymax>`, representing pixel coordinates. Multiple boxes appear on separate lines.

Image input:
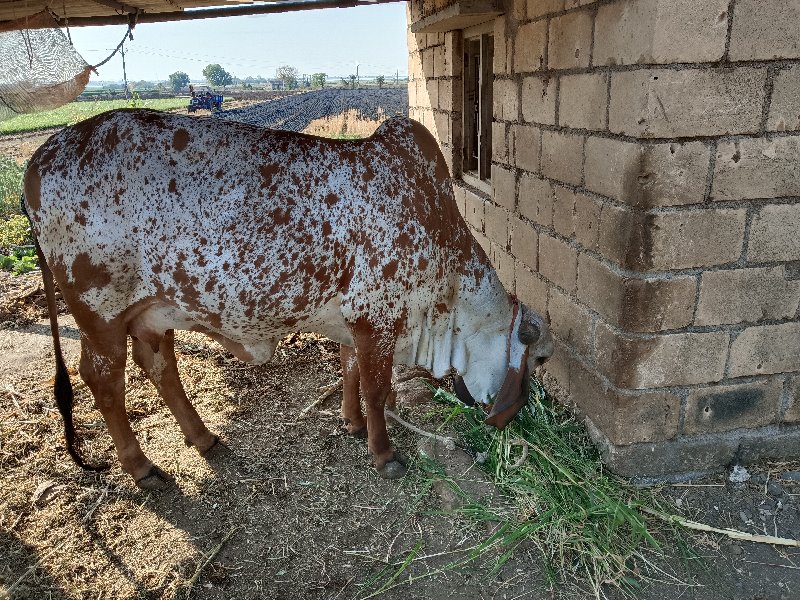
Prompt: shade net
<box><xmin>0</xmin><ymin>11</ymin><xmax>92</xmax><ymax>121</ymax></box>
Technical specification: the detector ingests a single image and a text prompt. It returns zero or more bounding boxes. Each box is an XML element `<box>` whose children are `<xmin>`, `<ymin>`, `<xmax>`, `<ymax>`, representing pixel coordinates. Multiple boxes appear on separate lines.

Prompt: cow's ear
<box><xmin>518</xmin><ymin>305</ymin><xmax>540</xmax><ymax>345</ymax></box>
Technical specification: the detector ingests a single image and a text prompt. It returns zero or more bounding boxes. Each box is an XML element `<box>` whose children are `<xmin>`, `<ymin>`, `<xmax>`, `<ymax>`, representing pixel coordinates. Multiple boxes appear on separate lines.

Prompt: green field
<box><xmin>0</xmin><ymin>97</ymin><xmax>189</xmax><ymax>135</ymax></box>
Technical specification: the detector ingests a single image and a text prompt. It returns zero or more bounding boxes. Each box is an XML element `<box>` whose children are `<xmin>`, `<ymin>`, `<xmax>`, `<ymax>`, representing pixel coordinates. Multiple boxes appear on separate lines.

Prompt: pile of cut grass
<box><xmin>362</xmin><ymin>380</ymin><xmax>697</xmax><ymax>599</ymax></box>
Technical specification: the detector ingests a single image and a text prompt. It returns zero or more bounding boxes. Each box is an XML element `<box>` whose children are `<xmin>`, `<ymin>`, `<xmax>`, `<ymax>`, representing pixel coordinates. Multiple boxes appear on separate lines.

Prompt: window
<box><xmin>463</xmin><ymin>28</ymin><xmax>493</xmax><ymax>184</ymax></box>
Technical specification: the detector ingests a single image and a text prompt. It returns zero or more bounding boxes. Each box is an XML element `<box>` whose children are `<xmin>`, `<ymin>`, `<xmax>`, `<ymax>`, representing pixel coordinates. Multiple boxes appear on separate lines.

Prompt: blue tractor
<box><xmin>188</xmin><ymin>86</ymin><xmax>223</xmax><ymax>113</ymax></box>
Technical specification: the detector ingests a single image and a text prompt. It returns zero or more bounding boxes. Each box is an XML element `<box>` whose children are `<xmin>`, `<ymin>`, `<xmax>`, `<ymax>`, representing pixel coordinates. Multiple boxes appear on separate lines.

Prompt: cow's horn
<box><xmin>518</xmin><ymin>305</ymin><xmax>540</xmax><ymax>345</ymax></box>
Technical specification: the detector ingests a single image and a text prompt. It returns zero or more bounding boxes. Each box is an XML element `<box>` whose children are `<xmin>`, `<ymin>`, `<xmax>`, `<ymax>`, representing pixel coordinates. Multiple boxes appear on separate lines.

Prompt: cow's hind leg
<box><xmin>79</xmin><ymin>332</ymin><xmax>172</xmax><ymax>490</ymax></box>
<box><xmin>131</xmin><ymin>331</ymin><xmax>222</xmax><ymax>457</ymax></box>
<box><xmin>350</xmin><ymin>327</ymin><xmax>407</xmax><ymax>479</ymax></box>
<box><xmin>340</xmin><ymin>345</ymin><xmax>366</xmax><ymax>437</ymax></box>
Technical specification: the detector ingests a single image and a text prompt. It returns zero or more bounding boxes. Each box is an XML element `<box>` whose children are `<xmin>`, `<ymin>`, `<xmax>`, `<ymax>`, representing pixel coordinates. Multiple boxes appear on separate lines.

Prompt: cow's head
<box><xmin>453</xmin><ymin>300</ymin><xmax>553</xmax><ymax>428</ymax></box>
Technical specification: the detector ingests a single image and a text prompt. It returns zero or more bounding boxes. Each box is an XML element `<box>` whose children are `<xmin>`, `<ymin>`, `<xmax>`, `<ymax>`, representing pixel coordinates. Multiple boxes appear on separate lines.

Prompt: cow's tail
<box><xmin>26</xmin><ymin>192</ymin><xmax>100</xmax><ymax>471</ymax></box>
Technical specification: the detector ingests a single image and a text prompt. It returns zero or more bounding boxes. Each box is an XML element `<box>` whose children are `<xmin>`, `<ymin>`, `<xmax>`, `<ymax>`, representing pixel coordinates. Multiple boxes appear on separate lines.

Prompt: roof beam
<box><xmin>90</xmin><ymin>0</ymin><xmax>142</xmax><ymax>15</ymax></box>
<box><xmin>7</xmin><ymin>0</ymin><xmax>403</xmax><ymax>29</ymax></box>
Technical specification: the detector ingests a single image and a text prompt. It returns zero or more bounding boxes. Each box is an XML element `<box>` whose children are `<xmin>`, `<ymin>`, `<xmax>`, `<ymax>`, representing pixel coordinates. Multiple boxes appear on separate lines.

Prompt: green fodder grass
<box><xmin>0</xmin><ymin>98</ymin><xmax>188</xmax><ymax>135</ymax></box>
<box><xmin>362</xmin><ymin>381</ymin><xmax>697</xmax><ymax>599</ymax></box>
<box><xmin>0</xmin><ymin>157</ymin><xmax>25</xmax><ymax>220</ymax></box>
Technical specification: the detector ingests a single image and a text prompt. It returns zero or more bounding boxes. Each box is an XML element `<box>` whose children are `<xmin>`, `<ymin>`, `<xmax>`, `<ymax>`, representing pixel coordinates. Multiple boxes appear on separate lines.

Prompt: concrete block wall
<box><xmin>408</xmin><ymin>0</ymin><xmax>800</xmax><ymax>479</ymax></box>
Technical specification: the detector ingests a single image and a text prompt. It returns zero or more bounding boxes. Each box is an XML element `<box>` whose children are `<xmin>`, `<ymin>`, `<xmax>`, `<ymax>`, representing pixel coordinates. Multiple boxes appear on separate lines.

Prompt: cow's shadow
<box><xmin>0</xmin><ymin>531</ymin><xmax>70</xmax><ymax>599</ymax></box>
<box><xmin>62</xmin><ymin>334</ymin><xmax>383</xmax><ymax>599</ymax></box>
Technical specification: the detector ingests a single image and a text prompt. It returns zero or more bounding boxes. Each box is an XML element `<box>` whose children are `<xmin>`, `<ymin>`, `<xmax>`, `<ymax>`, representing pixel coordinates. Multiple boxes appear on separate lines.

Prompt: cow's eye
<box><xmin>518</xmin><ymin>320</ymin><xmax>540</xmax><ymax>345</ymax></box>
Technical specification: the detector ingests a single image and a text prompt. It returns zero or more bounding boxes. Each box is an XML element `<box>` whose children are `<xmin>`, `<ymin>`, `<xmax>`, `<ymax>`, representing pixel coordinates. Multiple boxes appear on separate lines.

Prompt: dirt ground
<box><xmin>2</xmin><ymin>128</ymin><xmax>800</xmax><ymax>600</ymax></box>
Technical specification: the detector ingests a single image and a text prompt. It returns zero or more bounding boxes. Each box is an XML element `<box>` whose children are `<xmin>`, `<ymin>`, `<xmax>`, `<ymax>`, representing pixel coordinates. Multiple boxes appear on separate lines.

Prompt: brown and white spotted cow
<box><xmin>23</xmin><ymin>109</ymin><xmax>553</xmax><ymax>489</ymax></box>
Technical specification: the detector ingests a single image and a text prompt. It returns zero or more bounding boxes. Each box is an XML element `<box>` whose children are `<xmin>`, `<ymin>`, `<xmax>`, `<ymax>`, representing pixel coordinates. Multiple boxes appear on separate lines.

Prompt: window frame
<box><xmin>461</xmin><ymin>21</ymin><xmax>494</xmax><ymax>191</ymax></box>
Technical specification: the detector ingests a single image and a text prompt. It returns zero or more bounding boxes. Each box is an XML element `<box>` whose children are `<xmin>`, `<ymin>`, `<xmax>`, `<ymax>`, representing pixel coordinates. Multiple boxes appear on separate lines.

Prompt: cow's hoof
<box><xmin>344</xmin><ymin>422</ymin><xmax>368</xmax><ymax>438</ymax></box>
<box><xmin>135</xmin><ymin>465</ymin><xmax>174</xmax><ymax>491</ymax></box>
<box><xmin>378</xmin><ymin>457</ymin><xmax>408</xmax><ymax>479</ymax></box>
<box><xmin>199</xmin><ymin>436</ymin><xmax>230</xmax><ymax>460</ymax></box>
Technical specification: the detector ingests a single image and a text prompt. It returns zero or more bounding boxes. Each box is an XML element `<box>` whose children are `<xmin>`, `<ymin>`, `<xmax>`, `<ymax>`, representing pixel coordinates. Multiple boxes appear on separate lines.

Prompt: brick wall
<box><xmin>408</xmin><ymin>0</ymin><xmax>800</xmax><ymax>479</ymax></box>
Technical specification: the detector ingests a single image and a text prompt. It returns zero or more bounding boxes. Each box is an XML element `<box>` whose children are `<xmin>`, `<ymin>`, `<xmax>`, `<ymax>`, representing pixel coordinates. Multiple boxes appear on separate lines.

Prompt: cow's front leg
<box><xmin>351</xmin><ymin>326</ymin><xmax>407</xmax><ymax>479</ymax></box>
<box><xmin>339</xmin><ymin>345</ymin><xmax>366</xmax><ymax>437</ymax></box>
<box><xmin>79</xmin><ymin>332</ymin><xmax>172</xmax><ymax>490</ymax></box>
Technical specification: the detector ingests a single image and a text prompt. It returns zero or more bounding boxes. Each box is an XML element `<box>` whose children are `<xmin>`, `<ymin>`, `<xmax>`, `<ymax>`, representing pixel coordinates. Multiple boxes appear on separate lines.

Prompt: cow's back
<box><xmin>24</xmin><ymin>110</ymin><xmax>476</xmax><ymax>345</ymax></box>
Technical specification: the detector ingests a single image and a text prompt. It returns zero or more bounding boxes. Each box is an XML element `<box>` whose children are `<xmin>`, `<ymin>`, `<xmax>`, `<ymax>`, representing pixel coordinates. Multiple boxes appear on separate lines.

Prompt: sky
<box><xmin>67</xmin><ymin>3</ymin><xmax>409</xmax><ymax>83</ymax></box>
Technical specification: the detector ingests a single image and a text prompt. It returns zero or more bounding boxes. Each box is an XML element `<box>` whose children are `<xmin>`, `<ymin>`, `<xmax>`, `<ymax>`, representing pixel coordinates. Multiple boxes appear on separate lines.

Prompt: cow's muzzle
<box><xmin>452</xmin><ymin>350</ymin><xmax>532</xmax><ymax>430</ymax></box>
<box><xmin>485</xmin><ymin>348</ymin><xmax>530</xmax><ymax>429</ymax></box>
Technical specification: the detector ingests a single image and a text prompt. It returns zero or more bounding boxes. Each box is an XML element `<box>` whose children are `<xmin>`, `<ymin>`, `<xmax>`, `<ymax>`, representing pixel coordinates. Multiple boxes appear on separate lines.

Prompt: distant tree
<box><xmin>276</xmin><ymin>65</ymin><xmax>299</xmax><ymax>90</ymax></box>
<box><xmin>202</xmin><ymin>64</ymin><xmax>233</xmax><ymax>88</ymax></box>
<box><xmin>168</xmin><ymin>71</ymin><xmax>190</xmax><ymax>93</ymax></box>
<box><xmin>348</xmin><ymin>74</ymin><xmax>357</xmax><ymax>89</ymax></box>
<box><xmin>376</xmin><ymin>75</ymin><xmax>385</xmax><ymax>89</ymax></box>
<box><xmin>310</xmin><ymin>72</ymin><xmax>327</xmax><ymax>88</ymax></box>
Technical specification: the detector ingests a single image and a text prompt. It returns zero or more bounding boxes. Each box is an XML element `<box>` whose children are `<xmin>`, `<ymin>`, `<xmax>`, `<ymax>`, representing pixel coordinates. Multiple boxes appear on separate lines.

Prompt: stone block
<box><xmin>785</xmin><ymin>377</ymin><xmax>800</xmax><ymax>422</ymax></box>
<box><xmin>729</xmin><ymin>322</ymin><xmax>800</xmax><ymax>378</ymax></box>
<box><xmin>520</xmin><ymin>75</ymin><xmax>557</xmax><ymax>125</ymax></box>
<box><xmin>527</xmin><ymin>0</ymin><xmax>563</xmax><ymax>19</ymax></box>
<box><xmin>595</xmin><ymin>323</ymin><xmax>729</xmax><ymax>388</ymax></box>
<box><xmin>491</xmin><ymin>165</ymin><xmax>517</xmax><ymax>211</ymax></box>
<box><xmin>729</xmin><ymin>0</ymin><xmax>800</xmax><ymax>61</ymax></box>
<box><xmin>577</xmin><ymin>254</ymin><xmax>696</xmax><ymax>332</ymax></box>
<box><xmin>696</xmin><ymin>266</ymin><xmax>800</xmax><ymax>326</ymax></box>
<box><xmin>574</xmin><ymin>192</ymin><xmax>602</xmax><ymax>251</ymax></box>
<box><xmin>542</xmin><ymin>341</ymin><xmax>572</xmax><ymax>393</ymax></box>
<box><xmin>493</xmin><ymin>78</ymin><xmax>519</xmax><ymax>122</ymax></box>
<box><xmin>422</xmin><ymin>48</ymin><xmax>434</xmax><ymax>76</ymax></box>
<box><xmin>539</xmin><ymin>234</ymin><xmax>578</xmax><ymax>293</ymax></box>
<box><xmin>685</xmin><ymin>379</ymin><xmax>782</xmax><ymax>435</ymax></box>
<box><xmin>596</xmin><ymin>203</ymin><xmax>649</xmax><ymax>268</ymax></box>
<box><xmin>490</xmin><ymin>242</ymin><xmax>516</xmax><ymax>292</ymax></box>
<box><xmin>492</xmin><ymin>121</ymin><xmax>509</xmax><ymax>164</ymax></box>
<box><xmin>518</xmin><ymin>173</ymin><xmax>554</xmax><ymax>227</ymax></box>
<box><xmin>512</xmin><ymin>124</ymin><xmax>541</xmax><ymax>173</ymax></box>
<box><xmin>438</xmin><ymin>79</ymin><xmax>453</xmax><ymax>112</ymax></box>
<box><xmin>464</xmin><ymin>189</ymin><xmax>484</xmax><ymax>232</ymax></box>
<box><xmin>516</xmin><ymin>264</ymin><xmax>548</xmax><ymax>317</ymax></box>
<box><xmin>548</xmin><ymin>287</ymin><xmax>593</xmax><ymax>359</ymax></box>
<box><xmin>484</xmin><ymin>201</ymin><xmax>509</xmax><ymax>249</ymax></box>
<box><xmin>453</xmin><ymin>183</ymin><xmax>467</xmax><ymax>218</ymax></box>
<box><xmin>513</xmin><ymin>0</ymin><xmax>527</xmax><ymax>21</ymax></box>
<box><xmin>433</xmin><ymin>111</ymin><xmax>450</xmax><ymax>145</ymax></box>
<box><xmin>748</xmin><ymin>203</ymin><xmax>800</xmax><ymax>263</ymax></box>
<box><xmin>513</xmin><ymin>20</ymin><xmax>547</xmax><ymax>74</ymax></box>
<box><xmin>593</xmin><ymin>0</ymin><xmax>728</xmax><ymax>65</ymax></box>
<box><xmin>425</xmin><ymin>78</ymin><xmax>439</xmax><ymax>110</ymax></box>
<box><xmin>493</xmin><ymin>17</ymin><xmax>508</xmax><ymax>75</ymax></box>
<box><xmin>584</xmin><ymin>137</ymin><xmax>710</xmax><ymax>208</ymax></box>
<box><xmin>433</xmin><ymin>45</ymin><xmax>447</xmax><ymax>78</ymax></box>
<box><xmin>768</xmin><ymin>66</ymin><xmax>800</xmax><ymax>132</ymax></box>
<box><xmin>609</xmin><ymin>68</ymin><xmax>767</xmax><ymax>138</ymax></box>
<box><xmin>559</xmin><ymin>73</ymin><xmax>608</xmax><ymax>131</ymax></box>
<box><xmin>570</xmin><ymin>356</ymin><xmax>681</xmax><ymax>444</ymax></box>
<box><xmin>648</xmin><ymin>209</ymin><xmax>747</xmax><ymax>270</ymax></box>
<box><xmin>548</xmin><ymin>10</ymin><xmax>594</xmax><ymax>70</ymax></box>
<box><xmin>552</xmin><ymin>185</ymin><xmax>576</xmax><ymax>238</ymax></box>
<box><xmin>625</xmin><ymin>276</ymin><xmax>697</xmax><ymax>332</ymax></box>
<box><xmin>712</xmin><ymin>136</ymin><xmax>800</xmax><ymax>201</ymax></box>
<box><xmin>541</xmin><ymin>130</ymin><xmax>583</xmax><ymax>186</ymax></box>
<box><xmin>445</xmin><ymin>32</ymin><xmax>462</xmax><ymax>77</ymax></box>
<box><xmin>511</xmin><ymin>216</ymin><xmax>537</xmax><ymax>272</ymax></box>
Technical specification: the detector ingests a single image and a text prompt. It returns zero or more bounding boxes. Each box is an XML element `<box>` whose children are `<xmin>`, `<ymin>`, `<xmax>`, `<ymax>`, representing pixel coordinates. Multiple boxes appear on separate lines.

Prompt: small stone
<box><xmin>729</xmin><ymin>465</ymin><xmax>751</xmax><ymax>483</ymax></box>
<box><xmin>750</xmin><ymin>473</ymin><xmax>768</xmax><ymax>485</ymax></box>
<box><xmin>781</xmin><ymin>470</ymin><xmax>800</xmax><ymax>481</ymax></box>
<box><xmin>728</xmin><ymin>543</ymin><xmax>743</xmax><ymax>556</ymax></box>
<box><xmin>767</xmin><ymin>481</ymin><xmax>785</xmax><ymax>497</ymax></box>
